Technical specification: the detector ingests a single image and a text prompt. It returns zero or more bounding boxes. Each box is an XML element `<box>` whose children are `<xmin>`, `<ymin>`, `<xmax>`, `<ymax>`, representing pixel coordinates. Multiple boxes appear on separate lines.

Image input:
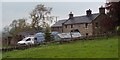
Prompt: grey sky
<box><xmin>1</xmin><ymin>0</ymin><xmax>106</xmax><ymax>2</ymax></box>
<box><xmin>0</xmin><ymin>2</ymin><xmax>2</xmax><ymax>32</ymax></box>
<box><xmin>1</xmin><ymin>2</ymin><xmax>105</xmax><ymax>31</ymax></box>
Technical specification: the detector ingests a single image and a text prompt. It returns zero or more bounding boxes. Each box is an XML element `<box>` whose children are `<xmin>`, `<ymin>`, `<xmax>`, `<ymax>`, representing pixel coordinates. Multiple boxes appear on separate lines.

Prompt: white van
<box><xmin>34</xmin><ymin>32</ymin><xmax>45</xmax><ymax>44</ymax></box>
<box><xmin>17</xmin><ymin>37</ymin><xmax>35</xmax><ymax>45</ymax></box>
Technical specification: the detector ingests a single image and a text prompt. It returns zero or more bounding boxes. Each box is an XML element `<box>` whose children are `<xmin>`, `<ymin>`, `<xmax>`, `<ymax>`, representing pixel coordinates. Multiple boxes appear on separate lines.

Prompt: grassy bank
<box><xmin>2</xmin><ymin>36</ymin><xmax>118</xmax><ymax>58</ymax></box>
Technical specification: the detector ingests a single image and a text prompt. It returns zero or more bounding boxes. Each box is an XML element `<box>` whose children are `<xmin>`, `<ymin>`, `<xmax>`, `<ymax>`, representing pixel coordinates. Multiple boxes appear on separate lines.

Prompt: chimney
<box><xmin>69</xmin><ymin>12</ymin><xmax>73</xmax><ymax>19</ymax></box>
<box><xmin>86</xmin><ymin>9</ymin><xmax>92</xmax><ymax>16</ymax></box>
<box><xmin>99</xmin><ymin>6</ymin><xmax>105</xmax><ymax>14</ymax></box>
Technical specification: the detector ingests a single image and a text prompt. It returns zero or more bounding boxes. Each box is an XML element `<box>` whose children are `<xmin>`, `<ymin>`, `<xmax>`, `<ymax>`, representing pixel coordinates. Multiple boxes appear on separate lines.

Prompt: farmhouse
<box><xmin>51</xmin><ymin>6</ymin><xmax>116</xmax><ymax>36</ymax></box>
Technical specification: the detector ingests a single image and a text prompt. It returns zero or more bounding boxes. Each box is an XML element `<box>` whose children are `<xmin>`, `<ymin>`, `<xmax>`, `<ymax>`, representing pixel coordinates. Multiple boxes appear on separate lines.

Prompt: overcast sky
<box><xmin>1</xmin><ymin>0</ymin><xmax>107</xmax><ymax>32</ymax></box>
<box><xmin>1</xmin><ymin>0</ymin><xmax>106</xmax><ymax>2</ymax></box>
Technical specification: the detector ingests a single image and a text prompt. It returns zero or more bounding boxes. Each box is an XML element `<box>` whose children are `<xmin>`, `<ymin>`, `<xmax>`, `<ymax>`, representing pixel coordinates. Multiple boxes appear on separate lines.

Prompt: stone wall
<box><xmin>92</xmin><ymin>14</ymin><xmax>115</xmax><ymax>36</ymax></box>
<box><xmin>51</xmin><ymin>27</ymin><xmax>62</xmax><ymax>33</ymax></box>
<box><xmin>63</xmin><ymin>23</ymin><xmax>93</xmax><ymax>36</ymax></box>
<box><xmin>51</xmin><ymin>14</ymin><xmax>115</xmax><ymax>36</ymax></box>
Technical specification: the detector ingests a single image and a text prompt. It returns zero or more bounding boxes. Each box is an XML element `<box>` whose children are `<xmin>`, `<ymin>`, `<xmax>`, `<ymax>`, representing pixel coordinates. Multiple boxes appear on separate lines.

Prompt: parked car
<box><xmin>17</xmin><ymin>37</ymin><xmax>35</xmax><ymax>45</ymax></box>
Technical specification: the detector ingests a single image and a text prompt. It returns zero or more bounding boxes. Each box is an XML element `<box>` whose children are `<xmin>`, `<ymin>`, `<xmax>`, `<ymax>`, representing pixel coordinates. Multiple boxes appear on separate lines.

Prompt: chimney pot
<box><xmin>86</xmin><ymin>9</ymin><xmax>92</xmax><ymax>16</ymax></box>
<box><xmin>99</xmin><ymin>6</ymin><xmax>105</xmax><ymax>14</ymax></box>
<box><xmin>69</xmin><ymin>12</ymin><xmax>73</xmax><ymax>19</ymax></box>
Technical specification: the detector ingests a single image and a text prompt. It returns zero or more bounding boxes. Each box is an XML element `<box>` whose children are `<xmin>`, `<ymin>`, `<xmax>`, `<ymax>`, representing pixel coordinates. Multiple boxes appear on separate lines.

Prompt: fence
<box><xmin>1</xmin><ymin>33</ymin><xmax>117</xmax><ymax>52</ymax></box>
<box><xmin>1</xmin><ymin>44</ymin><xmax>40</xmax><ymax>52</ymax></box>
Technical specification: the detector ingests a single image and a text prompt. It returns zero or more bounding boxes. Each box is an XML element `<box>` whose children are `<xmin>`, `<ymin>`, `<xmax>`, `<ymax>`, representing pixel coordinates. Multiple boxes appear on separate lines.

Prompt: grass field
<box><xmin>0</xmin><ymin>52</ymin><xmax>2</xmax><ymax>60</ymax></box>
<box><xmin>2</xmin><ymin>36</ymin><xmax>118</xmax><ymax>58</ymax></box>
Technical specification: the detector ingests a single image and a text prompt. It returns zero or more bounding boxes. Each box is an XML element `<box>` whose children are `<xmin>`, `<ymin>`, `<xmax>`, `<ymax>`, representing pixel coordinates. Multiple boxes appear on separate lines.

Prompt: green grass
<box><xmin>2</xmin><ymin>36</ymin><xmax>118</xmax><ymax>58</ymax></box>
<box><xmin>0</xmin><ymin>47</ymin><xmax>1</xmax><ymax>59</ymax></box>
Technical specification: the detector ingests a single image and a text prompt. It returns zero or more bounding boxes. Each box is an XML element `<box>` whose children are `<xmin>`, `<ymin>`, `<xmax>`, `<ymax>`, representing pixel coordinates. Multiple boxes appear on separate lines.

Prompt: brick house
<box><xmin>51</xmin><ymin>6</ymin><xmax>116</xmax><ymax>36</ymax></box>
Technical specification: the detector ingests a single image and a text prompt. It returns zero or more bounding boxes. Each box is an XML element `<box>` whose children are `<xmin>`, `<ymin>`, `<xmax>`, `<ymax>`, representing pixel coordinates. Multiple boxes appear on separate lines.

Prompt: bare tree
<box><xmin>10</xmin><ymin>20</ymin><xmax>18</xmax><ymax>29</ymax></box>
<box><xmin>30</xmin><ymin>4</ymin><xmax>53</xmax><ymax>30</ymax></box>
<box><xmin>18</xmin><ymin>19</ymin><xmax>27</xmax><ymax>28</ymax></box>
<box><xmin>3</xmin><ymin>26</ymin><xmax>10</xmax><ymax>33</ymax></box>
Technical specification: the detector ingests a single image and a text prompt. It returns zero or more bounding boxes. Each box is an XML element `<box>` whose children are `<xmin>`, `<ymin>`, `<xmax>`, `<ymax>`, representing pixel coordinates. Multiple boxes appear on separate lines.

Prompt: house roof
<box><xmin>51</xmin><ymin>13</ymin><xmax>100</xmax><ymax>27</ymax></box>
<box><xmin>17</xmin><ymin>31</ymin><xmax>38</xmax><ymax>37</ymax></box>
<box><xmin>51</xmin><ymin>20</ymin><xmax>66</xmax><ymax>27</ymax></box>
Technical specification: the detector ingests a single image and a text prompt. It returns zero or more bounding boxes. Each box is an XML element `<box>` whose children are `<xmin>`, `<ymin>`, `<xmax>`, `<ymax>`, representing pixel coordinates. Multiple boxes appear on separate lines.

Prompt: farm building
<box><xmin>51</xmin><ymin>6</ymin><xmax>116</xmax><ymax>36</ymax></box>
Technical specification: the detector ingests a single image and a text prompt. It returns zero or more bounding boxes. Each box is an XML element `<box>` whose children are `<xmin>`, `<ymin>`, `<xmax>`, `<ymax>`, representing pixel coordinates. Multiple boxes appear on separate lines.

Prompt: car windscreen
<box><xmin>22</xmin><ymin>37</ymin><xmax>32</xmax><ymax>41</ymax></box>
<box><xmin>26</xmin><ymin>38</ymin><xmax>31</xmax><ymax>41</ymax></box>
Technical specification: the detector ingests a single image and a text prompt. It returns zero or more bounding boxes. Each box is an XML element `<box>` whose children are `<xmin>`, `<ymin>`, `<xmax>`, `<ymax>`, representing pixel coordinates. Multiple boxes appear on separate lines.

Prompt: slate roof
<box><xmin>52</xmin><ymin>13</ymin><xmax>100</xmax><ymax>27</ymax></box>
<box><xmin>18</xmin><ymin>31</ymin><xmax>38</xmax><ymax>37</ymax></box>
<box><xmin>51</xmin><ymin>20</ymin><xmax>66</xmax><ymax>27</ymax></box>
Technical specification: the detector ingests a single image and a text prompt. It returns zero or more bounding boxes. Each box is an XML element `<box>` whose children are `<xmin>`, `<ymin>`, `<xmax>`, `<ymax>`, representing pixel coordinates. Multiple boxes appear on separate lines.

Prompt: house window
<box><xmin>85</xmin><ymin>23</ymin><xmax>88</xmax><ymax>28</ymax></box>
<box><xmin>96</xmin><ymin>22</ymin><xmax>99</xmax><ymax>28</ymax></box>
<box><xmin>65</xmin><ymin>25</ymin><xmax>67</xmax><ymax>28</ymax></box>
<box><xmin>71</xmin><ymin>24</ymin><xmax>73</xmax><ymax>28</ymax></box>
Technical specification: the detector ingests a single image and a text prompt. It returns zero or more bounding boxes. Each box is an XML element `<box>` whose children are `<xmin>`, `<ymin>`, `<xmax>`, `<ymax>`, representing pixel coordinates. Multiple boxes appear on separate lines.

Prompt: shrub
<box><xmin>45</xmin><ymin>32</ymin><xmax>52</xmax><ymax>42</ymax></box>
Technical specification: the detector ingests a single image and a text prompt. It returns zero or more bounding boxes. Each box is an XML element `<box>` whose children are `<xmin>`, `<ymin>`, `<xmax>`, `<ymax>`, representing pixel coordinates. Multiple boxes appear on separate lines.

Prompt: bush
<box><xmin>45</xmin><ymin>32</ymin><xmax>52</xmax><ymax>42</ymax></box>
